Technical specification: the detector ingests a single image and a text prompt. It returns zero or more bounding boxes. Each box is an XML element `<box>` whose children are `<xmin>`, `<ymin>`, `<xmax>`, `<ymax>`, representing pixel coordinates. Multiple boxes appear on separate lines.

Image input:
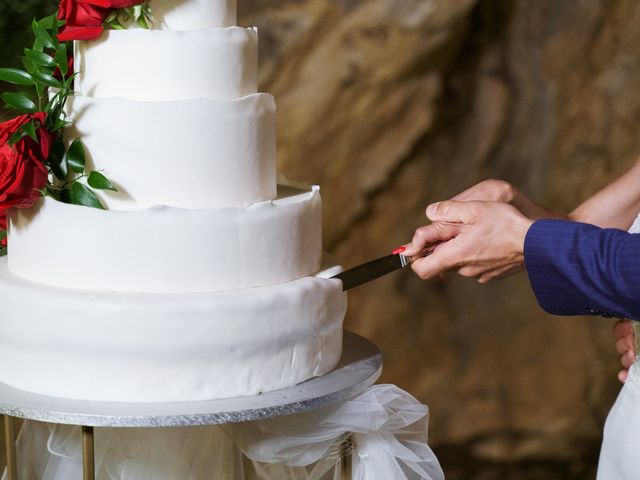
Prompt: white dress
<box><xmin>597</xmin><ymin>362</ymin><xmax>640</xmax><ymax>479</ymax></box>
<box><xmin>596</xmin><ymin>215</ymin><xmax>640</xmax><ymax>479</ymax></box>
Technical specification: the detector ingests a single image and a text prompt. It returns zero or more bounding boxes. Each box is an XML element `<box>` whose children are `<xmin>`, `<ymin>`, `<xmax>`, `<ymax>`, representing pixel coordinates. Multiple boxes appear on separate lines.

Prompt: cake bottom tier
<box><xmin>0</xmin><ymin>258</ymin><xmax>347</xmax><ymax>403</ymax></box>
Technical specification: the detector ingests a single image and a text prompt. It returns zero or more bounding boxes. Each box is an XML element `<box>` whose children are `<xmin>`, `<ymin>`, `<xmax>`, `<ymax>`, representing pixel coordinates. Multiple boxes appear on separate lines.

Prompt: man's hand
<box><xmin>403</xmin><ymin>201</ymin><xmax>534</xmax><ymax>283</ymax></box>
<box><xmin>614</xmin><ymin>319</ymin><xmax>636</xmax><ymax>383</ymax></box>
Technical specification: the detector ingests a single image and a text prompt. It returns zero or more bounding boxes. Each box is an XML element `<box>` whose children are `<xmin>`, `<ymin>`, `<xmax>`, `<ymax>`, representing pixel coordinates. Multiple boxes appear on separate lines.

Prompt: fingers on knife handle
<box><xmin>393</xmin><ymin>243</ymin><xmax>438</xmax><ymax>263</ymax></box>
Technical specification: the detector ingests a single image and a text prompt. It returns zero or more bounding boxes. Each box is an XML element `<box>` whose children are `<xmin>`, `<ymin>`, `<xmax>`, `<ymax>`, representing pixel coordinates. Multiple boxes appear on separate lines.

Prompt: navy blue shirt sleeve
<box><xmin>524</xmin><ymin>219</ymin><xmax>640</xmax><ymax>320</ymax></box>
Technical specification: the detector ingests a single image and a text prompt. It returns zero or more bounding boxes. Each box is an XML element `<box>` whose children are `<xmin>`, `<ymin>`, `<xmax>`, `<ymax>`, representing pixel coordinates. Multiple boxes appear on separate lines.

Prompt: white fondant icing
<box><xmin>9</xmin><ymin>186</ymin><xmax>322</xmax><ymax>293</ymax></box>
<box><xmin>75</xmin><ymin>28</ymin><xmax>258</xmax><ymax>101</ymax></box>
<box><xmin>65</xmin><ymin>94</ymin><xmax>276</xmax><ymax>209</ymax></box>
<box><xmin>0</xmin><ymin>0</ymin><xmax>348</xmax><ymax>404</ymax></box>
<box><xmin>150</xmin><ymin>0</ymin><xmax>237</xmax><ymax>30</ymax></box>
<box><xmin>0</xmin><ymin>257</ymin><xmax>346</xmax><ymax>403</ymax></box>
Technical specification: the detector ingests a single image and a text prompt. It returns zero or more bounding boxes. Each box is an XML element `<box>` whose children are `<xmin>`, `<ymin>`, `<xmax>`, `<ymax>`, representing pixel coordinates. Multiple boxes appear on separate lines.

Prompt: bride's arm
<box><xmin>451</xmin><ymin>180</ymin><xmax>566</xmax><ymax>220</ymax></box>
<box><xmin>570</xmin><ymin>156</ymin><xmax>640</xmax><ymax>229</ymax></box>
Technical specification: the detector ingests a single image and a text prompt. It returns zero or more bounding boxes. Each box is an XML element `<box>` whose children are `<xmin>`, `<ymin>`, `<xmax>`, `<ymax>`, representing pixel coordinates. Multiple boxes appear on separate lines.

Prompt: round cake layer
<box><xmin>151</xmin><ymin>0</ymin><xmax>236</xmax><ymax>30</ymax></box>
<box><xmin>75</xmin><ymin>28</ymin><xmax>258</xmax><ymax>101</ymax></box>
<box><xmin>65</xmin><ymin>93</ymin><xmax>276</xmax><ymax>209</ymax></box>
<box><xmin>0</xmin><ymin>257</ymin><xmax>346</xmax><ymax>403</ymax></box>
<box><xmin>9</xmin><ymin>185</ymin><xmax>321</xmax><ymax>293</ymax></box>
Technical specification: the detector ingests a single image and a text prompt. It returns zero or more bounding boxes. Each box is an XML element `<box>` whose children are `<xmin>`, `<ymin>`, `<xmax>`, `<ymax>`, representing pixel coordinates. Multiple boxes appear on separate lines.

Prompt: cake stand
<box><xmin>0</xmin><ymin>331</ymin><xmax>382</xmax><ymax>480</ymax></box>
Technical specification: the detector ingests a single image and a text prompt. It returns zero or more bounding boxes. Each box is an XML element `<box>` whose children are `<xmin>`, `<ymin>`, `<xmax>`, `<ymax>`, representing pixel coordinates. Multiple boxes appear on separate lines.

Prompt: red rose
<box><xmin>57</xmin><ymin>0</ymin><xmax>145</xmax><ymax>42</ymax></box>
<box><xmin>0</xmin><ymin>113</ymin><xmax>51</xmax><ymax>213</ymax></box>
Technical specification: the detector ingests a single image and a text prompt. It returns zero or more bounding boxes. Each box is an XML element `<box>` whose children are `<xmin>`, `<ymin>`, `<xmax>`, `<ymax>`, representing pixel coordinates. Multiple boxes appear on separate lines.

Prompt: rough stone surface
<box><xmin>240</xmin><ymin>0</ymin><xmax>640</xmax><ymax>474</ymax></box>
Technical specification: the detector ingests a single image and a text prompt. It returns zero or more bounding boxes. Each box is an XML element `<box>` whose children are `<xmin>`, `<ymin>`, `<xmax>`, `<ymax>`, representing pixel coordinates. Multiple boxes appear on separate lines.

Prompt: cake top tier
<box><xmin>151</xmin><ymin>0</ymin><xmax>237</xmax><ymax>30</ymax></box>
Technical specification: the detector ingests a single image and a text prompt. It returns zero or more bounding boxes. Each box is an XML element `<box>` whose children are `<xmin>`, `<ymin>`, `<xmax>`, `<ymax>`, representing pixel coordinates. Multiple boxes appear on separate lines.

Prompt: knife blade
<box><xmin>332</xmin><ymin>251</ymin><xmax>430</xmax><ymax>291</ymax></box>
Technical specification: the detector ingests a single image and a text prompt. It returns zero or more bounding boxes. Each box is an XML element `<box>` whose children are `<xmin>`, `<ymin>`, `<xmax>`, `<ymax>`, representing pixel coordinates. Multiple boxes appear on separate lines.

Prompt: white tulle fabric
<box><xmin>1</xmin><ymin>425</ymin><xmax>245</xmax><ymax>480</ymax></box>
<box><xmin>226</xmin><ymin>385</ymin><xmax>444</xmax><ymax>480</ymax></box>
<box><xmin>1</xmin><ymin>385</ymin><xmax>443</xmax><ymax>480</ymax></box>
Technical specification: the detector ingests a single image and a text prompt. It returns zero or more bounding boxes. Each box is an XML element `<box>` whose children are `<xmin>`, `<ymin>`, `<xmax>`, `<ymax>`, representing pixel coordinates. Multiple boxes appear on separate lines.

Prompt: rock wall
<box><xmin>240</xmin><ymin>0</ymin><xmax>640</xmax><ymax>476</ymax></box>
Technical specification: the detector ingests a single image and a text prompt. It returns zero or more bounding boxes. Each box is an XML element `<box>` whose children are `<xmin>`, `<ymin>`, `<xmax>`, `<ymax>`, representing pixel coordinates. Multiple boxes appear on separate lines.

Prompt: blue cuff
<box><xmin>524</xmin><ymin>219</ymin><xmax>632</xmax><ymax>318</ymax></box>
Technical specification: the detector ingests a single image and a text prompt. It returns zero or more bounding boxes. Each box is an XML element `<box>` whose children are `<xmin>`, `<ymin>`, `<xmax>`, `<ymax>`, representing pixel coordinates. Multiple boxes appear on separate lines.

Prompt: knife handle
<box><xmin>406</xmin><ymin>242</ymin><xmax>438</xmax><ymax>264</ymax></box>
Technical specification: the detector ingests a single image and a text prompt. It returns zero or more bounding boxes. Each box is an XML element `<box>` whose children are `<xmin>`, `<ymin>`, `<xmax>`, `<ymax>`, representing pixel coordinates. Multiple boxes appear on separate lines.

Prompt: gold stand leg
<box><xmin>340</xmin><ymin>434</ymin><xmax>353</xmax><ymax>480</ymax></box>
<box><xmin>3</xmin><ymin>416</ymin><xmax>17</xmax><ymax>480</ymax></box>
<box><xmin>82</xmin><ymin>426</ymin><xmax>95</xmax><ymax>480</ymax></box>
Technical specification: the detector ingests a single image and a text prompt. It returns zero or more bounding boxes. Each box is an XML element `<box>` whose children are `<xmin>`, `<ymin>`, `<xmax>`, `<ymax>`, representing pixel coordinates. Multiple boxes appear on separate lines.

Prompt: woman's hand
<box><xmin>614</xmin><ymin>319</ymin><xmax>636</xmax><ymax>383</ymax></box>
<box><xmin>451</xmin><ymin>179</ymin><xmax>565</xmax><ymax>220</ymax></box>
<box><xmin>452</xmin><ymin>179</ymin><xmax>517</xmax><ymax>203</ymax></box>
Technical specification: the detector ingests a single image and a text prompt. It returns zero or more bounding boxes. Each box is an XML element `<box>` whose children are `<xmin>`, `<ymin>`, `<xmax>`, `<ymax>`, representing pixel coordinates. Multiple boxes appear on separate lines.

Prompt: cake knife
<box><xmin>332</xmin><ymin>248</ymin><xmax>434</xmax><ymax>291</ymax></box>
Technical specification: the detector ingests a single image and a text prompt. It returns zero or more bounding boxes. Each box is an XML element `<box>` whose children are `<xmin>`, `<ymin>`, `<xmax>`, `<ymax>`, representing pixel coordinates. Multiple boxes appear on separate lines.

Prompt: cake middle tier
<box><xmin>66</xmin><ymin>93</ymin><xmax>276</xmax><ymax>209</ymax></box>
<box><xmin>8</xmin><ymin>185</ymin><xmax>321</xmax><ymax>293</ymax></box>
<box><xmin>75</xmin><ymin>27</ymin><xmax>258</xmax><ymax>101</ymax></box>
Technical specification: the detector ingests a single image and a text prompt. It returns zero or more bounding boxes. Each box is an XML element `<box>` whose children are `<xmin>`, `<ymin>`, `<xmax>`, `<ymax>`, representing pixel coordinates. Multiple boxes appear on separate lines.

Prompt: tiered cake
<box><xmin>0</xmin><ymin>0</ymin><xmax>347</xmax><ymax>403</ymax></box>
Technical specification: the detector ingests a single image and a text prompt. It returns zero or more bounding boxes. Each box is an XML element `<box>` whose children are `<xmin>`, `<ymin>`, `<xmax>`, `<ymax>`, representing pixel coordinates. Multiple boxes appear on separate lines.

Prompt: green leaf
<box><xmin>53</xmin><ymin>117</ymin><xmax>71</xmax><ymax>131</ymax></box>
<box><xmin>24</xmin><ymin>49</ymin><xmax>56</xmax><ymax>68</ymax></box>
<box><xmin>136</xmin><ymin>15</ymin><xmax>150</xmax><ymax>29</ymax></box>
<box><xmin>65</xmin><ymin>138</ymin><xmax>86</xmax><ymax>174</ymax></box>
<box><xmin>0</xmin><ymin>230</ymin><xmax>6</xmax><ymax>242</ymax></box>
<box><xmin>69</xmin><ymin>182</ymin><xmax>104</xmax><ymax>210</ymax></box>
<box><xmin>32</xmin><ymin>38</ymin><xmax>44</xmax><ymax>53</ymax></box>
<box><xmin>59</xmin><ymin>188</ymin><xmax>71</xmax><ymax>204</ymax></box>
<box><xmin>88</xmin><ymin>171</ymin><xmax>117</xmax><ymax>191</ymax></box>
<box><xmin>45</xmin><ymin>89</ymin><xmax>61</xmax><ymax>113</ymax></box>
<box><xmin>49</xmin><ymin>137</ymin><xmax>67</xmax><ymax>180</ymax></box>
<box><xmin>21</xmin><ymin>57</ymin><xmax>38</xmax><ymax>76</ymax></box>
<box><xmin>0</xmin><ymin>68</ymin><xmax>34</xmax><ymax>86</ymax></box>
<box><xmin>21</xmin><ymin>121</ymin><xmax>38</xmax><ymax>142</ymax></box>
<box><xmin>1</xmin><ymin>92</ymin><xmax>37</xmax><ymax>113</ymax></box>
<box><xmin>31</xmin><ymin>70</ymin><xmax>62</xmax><ymax>89</ymax></box>
<box><xmin>132</xmin><ymin>5</ymin><xmax>143</xmax><ymax>21</ymax></box>
<box><xmin>38</xmin><ymin>15</ymin><xmax>56</xmax><ymax>29</ymax></box>
<box><xmin>45</xmin><ymin>186</ymin><xmax>61</xmax><ymax>202</ymax></box>
<box><xmin>51</xmin><ymin>14</ymin><xmax>60</xmax><ymax>37</ymax></box>
<box><xmin>35</xmin><ymin>82</ymin><xmax>45</xmax><ymax>100</ymax></box>
<box><xmin>63</xmin><ymin>73</ymin><xmax>76</xmax><ymax>90</ymax></box>
<box><xmin>32</xmin><ymin>19</ymin><xmax>54</xmax><ymax>50</ymax></box>
<box><xmin>55</xmin><ymin>44</ymin><xmax>68</xmax><ymax>77</ymax></box>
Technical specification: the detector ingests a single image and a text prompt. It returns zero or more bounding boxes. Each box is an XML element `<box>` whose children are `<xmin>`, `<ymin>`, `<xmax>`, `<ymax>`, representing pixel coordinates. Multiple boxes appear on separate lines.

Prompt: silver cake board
<box><xmin>0</xmin><ymin>331</ymin><xmax>382</xmax><ymax>480</ymax></box>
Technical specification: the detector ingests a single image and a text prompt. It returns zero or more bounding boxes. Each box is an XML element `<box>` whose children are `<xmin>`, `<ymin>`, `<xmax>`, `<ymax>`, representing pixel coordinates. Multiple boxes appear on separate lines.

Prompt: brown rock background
<box><xmin>2</xmin><ymin>0</ymin><xmax>640</xmax><ymax>478</ymax></box>
<box><xmin>240</xmin><ymin>0</ymin><xmax>640</xmax><ymax>478</ymax></box>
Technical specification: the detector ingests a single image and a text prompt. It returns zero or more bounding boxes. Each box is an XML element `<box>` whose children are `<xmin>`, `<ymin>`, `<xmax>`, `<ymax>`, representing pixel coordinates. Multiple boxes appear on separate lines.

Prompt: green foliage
<box><xmin>1</xmin><ymin>92</ymin><xmax>37</xmax><ymax>113</ymax></box>
<box><xmin>88</xmin><ymin>171</ymin><xmax>117</xmax><ymax>191</ymax></box>
<box><xmin>49</xmin><ymin>136</ymin><xmax>67</xmax><ymax>180</ymax></box>
<box><xmin>0</xmin><ymin>68</ymin><xmax>34</xmax><ymax>86</ymax></box>
<box><xmin>69</xmin><ymin>182</ymin><xmax>105</xmax><ymax>210</ymax></box>
<box><xmin>65</xmin><ymin>138</ymin><xmax>86</xmax><ymax>174</ymax></box>
<box><xmin>0</xmin><ymin>1</ymin><xmax>131</xmax><ymax>217</ymax></box>
<box><xmin>105</xmin><ymin>4</ymin><xmax>153</xmax><ymax>31</ymax></box>
<box><xmin>0</xmin><ymin>0</ymin><xmax>120</xmax><ymax>214</ymax></box>
<box><xmin>24</xmin><ymin>49</ymin><xmax>57</xmax><ymax>68</ymax></box>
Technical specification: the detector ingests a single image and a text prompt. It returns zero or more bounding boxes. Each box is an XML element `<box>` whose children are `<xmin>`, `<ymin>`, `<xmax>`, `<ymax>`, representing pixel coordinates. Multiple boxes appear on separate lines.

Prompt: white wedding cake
<box><xmin>0</xmin><ymin>0</ymin><xmax>347</xmax><ymax>403</ymax></box>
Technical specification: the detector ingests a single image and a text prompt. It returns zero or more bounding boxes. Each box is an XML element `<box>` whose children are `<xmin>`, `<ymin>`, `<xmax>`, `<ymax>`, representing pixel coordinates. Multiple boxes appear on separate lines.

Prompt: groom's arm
<box><xmin>525</xmin><ymin>219</ymin><xmax>640</xmax><ymax>320</ymax></box>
